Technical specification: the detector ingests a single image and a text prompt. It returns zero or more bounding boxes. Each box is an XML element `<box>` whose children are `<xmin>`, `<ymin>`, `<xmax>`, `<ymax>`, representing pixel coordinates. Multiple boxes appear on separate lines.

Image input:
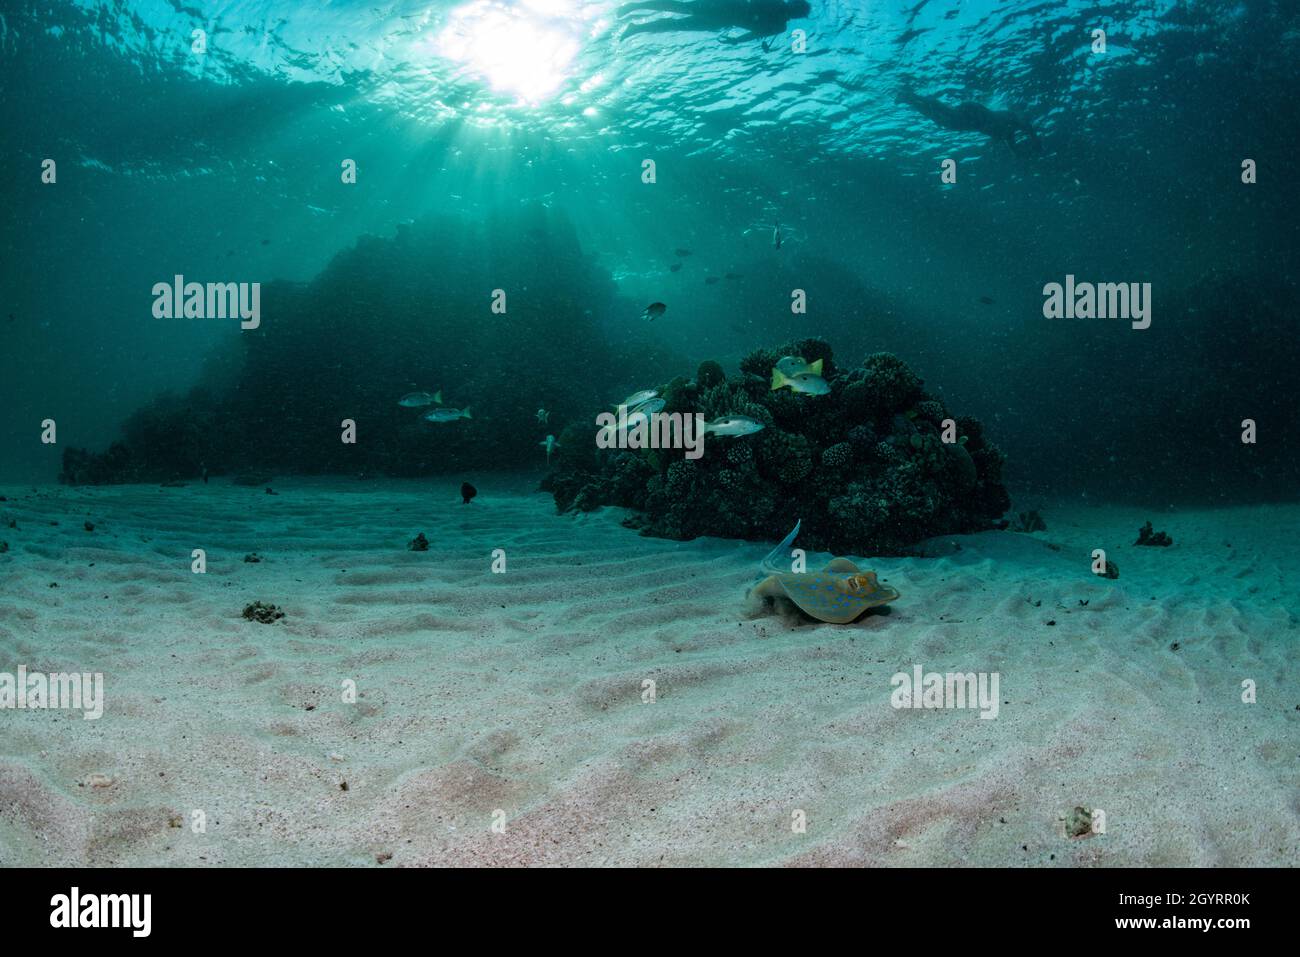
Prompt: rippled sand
<box><xmin>0</xmin><ymin>478</ymin><xmax>1296</xmax><ymax>866</ymax></box>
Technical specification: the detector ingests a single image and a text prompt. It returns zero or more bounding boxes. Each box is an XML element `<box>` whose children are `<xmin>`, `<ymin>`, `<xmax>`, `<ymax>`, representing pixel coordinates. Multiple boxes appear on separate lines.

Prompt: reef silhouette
<box><xmin>57</xmin><ymin>208</ymin><xmax>630</xmax><ymax>485</ymax></box>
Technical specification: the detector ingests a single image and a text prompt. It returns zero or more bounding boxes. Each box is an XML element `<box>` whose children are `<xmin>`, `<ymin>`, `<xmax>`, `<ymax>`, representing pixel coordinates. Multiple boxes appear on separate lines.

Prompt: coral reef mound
<box><xmin>57</xmin><ymin>206</ymin><xmax>629</xmax><ymax>484</ymax></box>
<box><xmin>543</xmin><ymin>339</ymin><xmax>1010</xmax><ymax>555</ymax></box>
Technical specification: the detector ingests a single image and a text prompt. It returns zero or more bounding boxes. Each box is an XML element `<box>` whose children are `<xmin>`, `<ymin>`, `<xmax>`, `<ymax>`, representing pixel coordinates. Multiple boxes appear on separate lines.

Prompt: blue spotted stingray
<box><xmin>752</xmin><ymin>521</ymin><xmax>900</xmax><ymax>624</ymax></box>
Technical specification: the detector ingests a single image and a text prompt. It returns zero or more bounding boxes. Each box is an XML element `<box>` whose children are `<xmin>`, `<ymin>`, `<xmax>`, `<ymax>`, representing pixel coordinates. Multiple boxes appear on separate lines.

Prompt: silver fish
<box><xmin>539</xmin><ymin>434</ymin><xmax>561</xmax><ymax>464</ymax></box>
<box><xmin>399</xmin><ymin>390</ymin><xmax>442</xmax><ymax>407</ymax></box>
<box><xmin>424</xmin><ymin>406</ymin><xmax>471</xmax><ymax>422</ymax></box>
<box><xmin>630</xmin><ymin>397</ymin><xmax>665</xmax><ymax>415</ymax></box>
<box><xmin>620</xmin><ymin>389</ymin><xmax>659</xmax><ymax>408</ymax></box>
<box><xmin>703</xmin><ymin>415</ymin><xmax>765</xmax><ymax>437</ymax></box>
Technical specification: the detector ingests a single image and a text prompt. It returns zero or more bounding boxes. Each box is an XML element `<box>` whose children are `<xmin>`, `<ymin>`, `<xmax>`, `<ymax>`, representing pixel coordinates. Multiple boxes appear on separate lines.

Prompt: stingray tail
<box><xmin>760</xmin><ymin>520</ymin><xmax>801</xmax><ymax>577</ymax></box>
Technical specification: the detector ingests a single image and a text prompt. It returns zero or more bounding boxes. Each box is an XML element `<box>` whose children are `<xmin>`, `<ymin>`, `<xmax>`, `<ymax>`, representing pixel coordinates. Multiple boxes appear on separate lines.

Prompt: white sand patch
<box><xmin>0</xmin><ymin>479</ymin><xmax>1296</xmax><ymax>866</ymax></box>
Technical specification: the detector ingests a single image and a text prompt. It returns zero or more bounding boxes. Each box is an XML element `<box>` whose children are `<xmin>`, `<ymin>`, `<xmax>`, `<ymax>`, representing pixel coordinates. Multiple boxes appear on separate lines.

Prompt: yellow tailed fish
<box><xmin>751</xmin><ymin>520</ymin><xmax>899</xmax><ymax>624</ymax></box>
<box><xmin>774</xmin><ymin>355</ymin><xmax>823</xmax><ymax>378</ymax></box>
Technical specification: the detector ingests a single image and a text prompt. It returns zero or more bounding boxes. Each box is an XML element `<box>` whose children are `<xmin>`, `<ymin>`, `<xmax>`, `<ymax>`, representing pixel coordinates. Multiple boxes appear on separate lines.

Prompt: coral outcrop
<box><xmin>242</xmin><ymin>601</ymin><xmax>284</xmax><ymax>624</ymax></box>
<box><xmin>543</xmin><ymin>339</ymin><xmax>1010</xmax><ymax>555</ymax></box>
<box><xmin>1134</xmin><ymin>521</ymin><xmax>1172</xmax><ymax>547</ymax></box>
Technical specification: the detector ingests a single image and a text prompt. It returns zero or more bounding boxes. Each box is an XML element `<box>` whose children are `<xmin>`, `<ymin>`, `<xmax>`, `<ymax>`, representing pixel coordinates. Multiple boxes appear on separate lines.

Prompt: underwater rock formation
<box><xmin>543</xmin><ymin>338</ymin><xmax>1010</xmax><ymax>555</ymax></box>
<box><xmin>242</xmin><ymin>601</ymin><xmax>284</xmax><ymax>624</ymax></box>
<box><xmin>1064</xmin><ymin>806</ymin><xmax>1096</xmax><ymax>839</ymax></box>
<box><xmin>1134</xmin><ymin>521</ymin><xmax>1172</xmax><ymax>546</ymax></box>
<box><xmin>59</xmin><ymin>443</ymin><xmax>141</xmax><ymax>486</ymax></box>
<box><xmin>58</xmin><ymin>207</ymin><xmax>631</xmax><ymax>484</ymax></box>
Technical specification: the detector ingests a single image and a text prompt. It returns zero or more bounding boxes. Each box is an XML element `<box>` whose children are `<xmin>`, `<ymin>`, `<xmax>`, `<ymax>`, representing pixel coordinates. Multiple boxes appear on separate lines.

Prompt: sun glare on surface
<box><xmin>437</xmin><ymin>0</ymin><xmax>582</xmax><ymax>103</ymax></box>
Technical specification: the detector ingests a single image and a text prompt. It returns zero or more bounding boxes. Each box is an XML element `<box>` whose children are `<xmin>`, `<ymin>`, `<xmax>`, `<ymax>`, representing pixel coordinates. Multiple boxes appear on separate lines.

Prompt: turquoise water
<box><xmin>2</xmin><ymin>0</ymin><xmax>1297</xmax><ymax>499</ymax></box>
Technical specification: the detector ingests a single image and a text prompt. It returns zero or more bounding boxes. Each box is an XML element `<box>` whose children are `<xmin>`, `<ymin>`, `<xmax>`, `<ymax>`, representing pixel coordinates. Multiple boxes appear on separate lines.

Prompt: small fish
<box><xmin>424</xmin><ymin>406</ymin><xmax>471</xmax><ymax>422</ymax></box>
<box><xmin>771</xmin><ymin>368</ymin><xmax>830</xmax><ymax>395</ymax></box>
<box><xmin>620</xmin><ymin>389</ymin><xmax>659</xmax><ymax>408</ymax></box>
<box><xmin>674</xmin><ymin>248</ymin><xmax>692</xmax><ymax>257</ymax></box>
<box><xmin>773</xmin><ymin>222</ymin><xmax>783</xmax><ymax>249</ymax></box>
<box><xmin>632</xmin><ymin>398</ymin><xmax>665</xmax><ymax>415</ymax></box>
<box><xmin>399</xmin><ymin>390</ymin><xmax>442</xmax><ymax>407</ymax></box>
<box><xmin>460</xmin><ymin>482</ymin><xmax>477</xmax><ymax>504</ymax></box>
<box><xmin>641</xmin><ymin>302</ymin><xmax>667</xmax><ymax>321</ymax></box>
<box><xmin>705</xmin><ymin>276</ymin><xmax>720</xmax><ymax>285</ymax></box>
<box><xmin>978</xmin><ymin>295</ymin><xmax>995</xmax><ymax>305</ymax></box>
<box><xmin>539</xmin><ymin>434</ymin><xmax>561</xmax><ymax>464</ymax></box>
<box><xmin>670</xmin><ymin>263</ymin><xmax>682</xmax><ymax>273</ymax></box>
<box><xmin>725</xmin><ymin>272</ymin><xmax>743</xmax><ymax>280</ymax></box>
<box><xmin>261</xmin><ymin>238</ymin><xmax>271</xmax><ymax>245</ymax></box>
<box><xmin>536</xmin><ymin>407</ymin><xmax>550</xmax><ymax>424</ymax></box>
<box><xmin>703</xmin><ymin>415</ymin><xmax>765</xmax><ymax>437</ymax></box>
<box><xmin>775</xmin><ymin>356</ymin><xmax>824</xmax><ymax>378</ymax></box>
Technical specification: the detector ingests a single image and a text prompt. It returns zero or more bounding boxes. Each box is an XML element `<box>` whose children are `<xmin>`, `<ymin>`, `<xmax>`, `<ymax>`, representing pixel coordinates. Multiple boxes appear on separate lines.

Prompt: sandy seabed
<box><xmin>0</xmin><ymin>476</ymin><xmax>1296</xmax><ymax>867</ymax></box>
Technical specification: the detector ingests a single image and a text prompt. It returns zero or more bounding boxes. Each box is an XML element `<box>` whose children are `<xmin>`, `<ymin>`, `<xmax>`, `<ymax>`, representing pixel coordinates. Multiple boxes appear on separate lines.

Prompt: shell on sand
<box><xmin>754</xmin><ymin>558</ymin><xmax>900</xmax><ymax>624</ymax></box>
